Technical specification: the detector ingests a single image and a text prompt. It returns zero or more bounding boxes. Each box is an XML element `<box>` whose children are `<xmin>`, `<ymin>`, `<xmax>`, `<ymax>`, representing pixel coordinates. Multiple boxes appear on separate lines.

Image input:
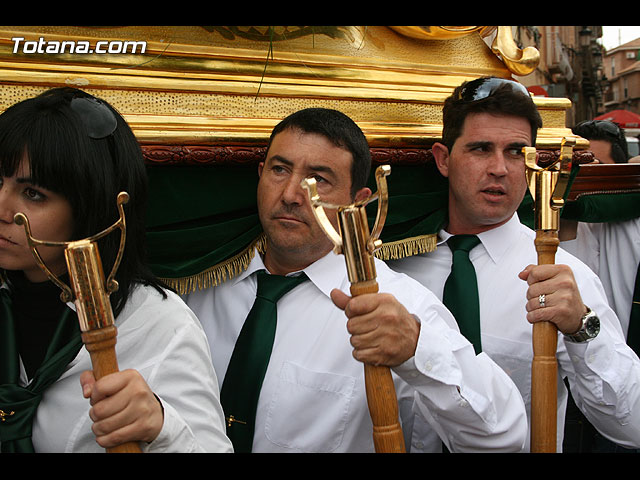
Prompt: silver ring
<box><xmin>539</xmin><ymin>294</ymin><xmax>546</xmax><ymax>308</ymax></box>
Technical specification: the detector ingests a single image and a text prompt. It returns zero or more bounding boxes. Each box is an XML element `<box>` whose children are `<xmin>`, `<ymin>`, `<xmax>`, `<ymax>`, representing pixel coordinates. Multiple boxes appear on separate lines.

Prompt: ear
<box><xmin>258</xmin><ymin>161</ymin><xmax>264</xmax><ymax>177</ymax></box>
<box><xmin>431</xmin><ymin>142</ymin><xmax>450</xmax><ymax>178</ymax></box>
<box><xmin>353</xmin><ymin>186</ymin><xmax>372</xmax><ymax>203</ymax></box>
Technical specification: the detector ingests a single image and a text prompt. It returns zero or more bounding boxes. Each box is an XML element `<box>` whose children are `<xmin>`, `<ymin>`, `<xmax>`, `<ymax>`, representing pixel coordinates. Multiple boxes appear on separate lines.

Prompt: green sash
<box><xmin>0</xmin><ymin>288</ymin><xmax>82</xmax><ymax>453</ymax></box>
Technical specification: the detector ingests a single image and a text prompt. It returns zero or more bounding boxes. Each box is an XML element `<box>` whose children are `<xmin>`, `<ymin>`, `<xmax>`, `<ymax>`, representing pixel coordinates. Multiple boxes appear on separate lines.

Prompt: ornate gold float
<box><xmin>0</xmin><ymin>26</ymin><xmax>608</xmax><ymax>293</ymax></box>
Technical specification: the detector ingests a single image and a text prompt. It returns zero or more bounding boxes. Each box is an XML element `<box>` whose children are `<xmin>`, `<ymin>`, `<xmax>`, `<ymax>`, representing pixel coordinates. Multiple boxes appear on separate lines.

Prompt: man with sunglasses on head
<box><xmin>389</xmin><ymin>77</ymin><xmax>640</xmax><ymax>452</ymax></box>
<box><xmin>564</xmin><ymin>119</ymin><xmax>637</xmax><ymax>340</ymax></box>
<box><xmin>573</xmin><ymin>119</ymin><xmax>630</xmax><ymax>164</ymax></box>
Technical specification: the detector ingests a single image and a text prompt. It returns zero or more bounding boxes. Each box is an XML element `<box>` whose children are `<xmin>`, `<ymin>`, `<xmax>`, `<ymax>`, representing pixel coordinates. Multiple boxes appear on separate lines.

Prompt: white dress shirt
<box><xmin>22</xmin><ymin>285</ymin><xmax>232</xmax><ymax>453</ymax></box>
<box><xmin>389</xmin><ymin>213</ymin><xmax>640</xmax><ymax>451</ymax></box>
<box><xmin>185</xmin><ymin>249</ymin><xmax>528</xmax><ymax>452</ymax></box>
<box><xmin>562</xmin><ymin>217</ymin><xmax>640</xmax><ymax>337</ymax></box>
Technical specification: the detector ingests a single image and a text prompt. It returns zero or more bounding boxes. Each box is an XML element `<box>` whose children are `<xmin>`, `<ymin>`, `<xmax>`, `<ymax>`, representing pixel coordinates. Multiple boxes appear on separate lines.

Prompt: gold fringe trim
<box><xmin>162</xmin><ymin>232</ymin><xmax>436</xmax><ymax>294</ymax></box>
<box><xmin>374</xmin><ymin>234</ymin><xmax>438</xmax><ymax>261</ymax></box>
<box><xmin>160</xmin><ymin>233</ymin><xmax>267</xmax><ymax>295</ymax></box>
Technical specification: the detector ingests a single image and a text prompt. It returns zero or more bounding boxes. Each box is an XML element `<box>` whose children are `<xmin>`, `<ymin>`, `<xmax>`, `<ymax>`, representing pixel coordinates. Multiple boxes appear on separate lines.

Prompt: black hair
<box><xmin>572</xmin><ymin>120</ymin><xmax>629</xmax><ymax>163</ymax></box>
<box><xmin>0</xmin><ymin>87</ymin><xmax>166</xmax><ymax>317</ymax></box>
<box><xmin>267</xmin><ymin>108</ymin><xmax>372</xmax><ymax>196</ymax></box>
<box><xmin>441</xmin><ymin>77</ymin><xmax>543</xmax><ymax>151</ymax></box>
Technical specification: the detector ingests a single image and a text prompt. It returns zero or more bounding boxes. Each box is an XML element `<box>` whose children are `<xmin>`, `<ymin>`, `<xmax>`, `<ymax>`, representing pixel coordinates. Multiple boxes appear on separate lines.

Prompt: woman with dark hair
<box><xmin>0</xmin><ymin>87</ymin><xmax>232</xmax><ymax>452</ymax></box>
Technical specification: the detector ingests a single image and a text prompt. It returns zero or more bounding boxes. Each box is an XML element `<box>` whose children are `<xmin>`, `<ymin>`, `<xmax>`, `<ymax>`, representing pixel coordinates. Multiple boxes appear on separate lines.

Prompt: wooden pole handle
<box><xmin>81</xmin><ymin>325</ymin><xmax>143</xmax><ymax>454</ymax></box>
<box><xmin>350</xmin><ymin>280</ymin><xmax>406</xmax><ymax>453</ymax></box>
<box><xmin>530</xmin><ymin>230</ymin><xmax>559</xmax><ymax>453</ymax></box>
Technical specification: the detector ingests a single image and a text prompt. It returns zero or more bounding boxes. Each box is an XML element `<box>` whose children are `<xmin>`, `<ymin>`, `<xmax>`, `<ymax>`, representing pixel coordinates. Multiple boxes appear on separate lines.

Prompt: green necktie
<box><xmin>220</xmin><ymin>270</ymin><xmax>307</xmax><ymax>453</ymax></box>
<box><xmin>442</xmin><ymin>235</ymin><xmax>482</xmax><ymax>354</ymax></box>
<box><xmin>626</xmin><ymin>262</ymin><xmax>640</xmax><ymax>356</ymax></box>
<box><xmin>0</xmin><ymin>288</ymin><xmax>83</xmax><ymax>452</ymax></box>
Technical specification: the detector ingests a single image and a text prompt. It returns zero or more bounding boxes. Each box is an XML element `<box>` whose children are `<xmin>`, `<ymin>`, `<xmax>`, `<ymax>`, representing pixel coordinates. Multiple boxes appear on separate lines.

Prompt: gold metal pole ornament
<box><xmin>524</xmin><ymin>138</ymin><xmax>575</xmax><ymax>453</ymax></box>
<box><xmin>14</xmin><ymin>192</ymin><xmax>142</xmax><ymax>454</ymax></box>
<box><xmin>301</xmin><ymin>165</ymin><xmax>405</xmax><ymax>453</ymax></box>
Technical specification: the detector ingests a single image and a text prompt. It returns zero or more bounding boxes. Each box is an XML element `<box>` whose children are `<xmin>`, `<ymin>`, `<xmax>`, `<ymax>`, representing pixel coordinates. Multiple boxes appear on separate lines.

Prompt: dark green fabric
<box><xmin>366</xmin><ymin>163</ymin><xmax>450</xmax><ymax>242</ymax></box>
<box><xmin>0</xmin><ymin>289</ymin><xmax>83</xmax><ymax>453</ymax></box>
<box><xmin>144</xmin><ymin>161</ymin><xmax>636</xmax><ymax>282</ymax></box>
<box><xmin>146</xmin><ymin>165</ymin><xmax>261</xmax><ymax>279</ymax></box>
<box><xmin>627</xmin><ymin>263</ymin><xmax>640</xmax><ymax>357</ymax></box>
<box><xmin>145</xmin><ymin>163</ymin><xmax>450</xmax><ymax>280</ymax></box>
<box><xmin>442</xmin><ymin>235</ymin><xmax>482</xmax><ymax>354</ymax></box>
<box><xmin>220</xmin><ymin>270</ymin><xmax>308</xmax><ymax>453</ymax></box>
<box><xmin>560</xmin><ymin>192</ymin><xmax>640</xmax><ymax>224</ymax></box>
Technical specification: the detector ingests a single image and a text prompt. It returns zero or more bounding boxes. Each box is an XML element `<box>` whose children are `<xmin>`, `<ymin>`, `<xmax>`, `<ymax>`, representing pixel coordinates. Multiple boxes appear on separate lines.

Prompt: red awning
<box><xmin>594</xmin><ymin>109</ymin><xmax>640</xmax><ymax>129</ymax></box>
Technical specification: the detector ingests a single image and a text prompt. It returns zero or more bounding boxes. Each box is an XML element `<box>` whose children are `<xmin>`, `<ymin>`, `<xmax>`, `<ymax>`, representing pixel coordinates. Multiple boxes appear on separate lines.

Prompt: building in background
<box><xmin>508</xmin><ymin>26</ymin><xmax>640</xmax><ymax>122</ymax></box>
<box><xmin>602</xmin><ymin>38</ymin><xmax>640</xmax><ymax>115</ymax></box>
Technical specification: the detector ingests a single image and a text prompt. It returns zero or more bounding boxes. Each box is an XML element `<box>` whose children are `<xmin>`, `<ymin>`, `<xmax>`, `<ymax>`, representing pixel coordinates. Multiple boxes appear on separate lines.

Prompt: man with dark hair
<box><xmin>561</xmin><ymin>119</ymin><xmax>640</xmax><ymax>452</ymax></box>
<box><xmin>572</xmin><ymin>119</ymin><xmax>629</xmax><ymax>164</ymax></box>
<box><xmin>266</xmin><ymin>107</ymin><xmax>372</xmax><ymax>196</ymax></box>
<box><xmin>185</xmin><ymin>107</ymin><xmax>528</xmax><ymax>452</ymax></box>
<box><xmin>389</xmin><ymin>77</ymin><xmax>640</xmax><ymax>451</ymax></box>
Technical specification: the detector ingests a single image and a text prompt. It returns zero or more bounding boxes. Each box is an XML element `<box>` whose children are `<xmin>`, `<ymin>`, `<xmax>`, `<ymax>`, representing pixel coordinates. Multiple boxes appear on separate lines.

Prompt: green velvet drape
<box><xmin>144</xmin><ymin>161</ymin><xmax>639</xmax><ymax>293</ymax></box>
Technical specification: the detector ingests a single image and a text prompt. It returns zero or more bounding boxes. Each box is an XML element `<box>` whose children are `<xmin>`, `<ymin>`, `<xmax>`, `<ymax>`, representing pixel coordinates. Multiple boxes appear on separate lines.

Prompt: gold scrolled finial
<box><xmin>13</xmin><ymin>192</ymin><xmax>129</xmax><ymax>305</ymax></box>
<box><xmin>301</xmin><ymin>165</ymin><xmax>391</xmax><ymax>284</ymax></box>
<box><xmin>524</xmin><ymin>138</ymin><xmax>575</xmax><ymax>231</ymax></box>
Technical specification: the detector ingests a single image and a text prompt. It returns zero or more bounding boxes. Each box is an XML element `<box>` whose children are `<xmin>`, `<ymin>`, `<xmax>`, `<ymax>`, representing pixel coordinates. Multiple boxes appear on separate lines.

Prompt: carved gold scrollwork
<box><xmin>491</xmin><ymin>26</ymin><xmax>540</xmax><ymax>76</ymax></box>
<box><xmin>388</xmin><ymin>26</ymin><xmax>497</xmax><ymax>40</ymax></box>
<box><xmin>390</xmin><ymin>26</ymin><xmax>539</xmax><ymax>76</ymax></box>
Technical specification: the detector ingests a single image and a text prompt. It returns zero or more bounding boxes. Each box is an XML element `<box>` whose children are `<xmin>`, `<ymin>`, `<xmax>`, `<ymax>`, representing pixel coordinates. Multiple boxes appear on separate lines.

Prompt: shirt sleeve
<box><xmin>392</xmin><ymin>297</ymin><xmax>528</xmax><ymax>452</ymax></box>
<box><xmin>559</xmin><ymin>268</ymin><xmax>640</xmax><ymax>449</ymax></box>
<box><xmin>137</xmin><ymin>294</ymin><xmax>233</xmax><ymax>453</ymax></box>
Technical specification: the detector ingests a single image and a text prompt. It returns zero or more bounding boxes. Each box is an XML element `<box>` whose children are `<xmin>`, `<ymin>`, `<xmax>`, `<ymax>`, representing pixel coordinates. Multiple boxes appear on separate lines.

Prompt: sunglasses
<box><xmin>70</xmin><ymin>96</ymin><xmax>117</xmax><ymax>139</ymax></box>
<box><xmin>456</xmin><ymin>77</ymin><xmax>530</xmax><ymax>103</ymax></box>
<box><xmin>575</xmin><ymin>120</ymin><xmax>622</xmax><ymax>138</ymax></box>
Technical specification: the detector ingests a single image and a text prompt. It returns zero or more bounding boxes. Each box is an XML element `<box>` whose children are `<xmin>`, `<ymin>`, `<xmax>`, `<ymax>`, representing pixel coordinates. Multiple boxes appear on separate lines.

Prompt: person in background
<box><xmin>559</xmin><ymin>118</ymin><xmax>640</xmax><ymax>452</ymax></box>
<box><xmin>572</xmin><ymin>120</ymin><xmax>629</xmax><ymax>164</ymax></box>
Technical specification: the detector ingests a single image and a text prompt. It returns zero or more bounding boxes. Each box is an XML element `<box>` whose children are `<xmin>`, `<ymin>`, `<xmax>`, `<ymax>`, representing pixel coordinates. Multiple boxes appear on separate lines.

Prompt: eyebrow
<box><xmin>268</xmin><ymin>154</ymin><xmax>338</xmax><ymax>178</ymax></box>
<box><xmin>15</xmin><ymin>176</ymin><xmax>37</xmax><ymax>185</ymax></box>
<box><xmin>507</xmin><ymin>142</ymin><xmax>529</xmax><ymax>150</ymax></box>
<box><xmin>465</xmin><ymin>140</ymin><xmax>529</xmax><ymax>150</ymax></box>
<box><xmin>15</xmin><ymin>176</ymin><xmax>49</xmax><ymax>190</ymax></box>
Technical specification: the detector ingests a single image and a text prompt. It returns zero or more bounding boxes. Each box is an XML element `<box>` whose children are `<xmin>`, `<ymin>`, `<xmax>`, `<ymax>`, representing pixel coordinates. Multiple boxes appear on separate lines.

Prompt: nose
<box><xmin>281</xmin><ymin>173</ymin><xmax>306</xmax><ymax>206</ymax></box>
<box><xmin>488</xmin><ymin>152</ymin><xmax>509</xmax><ymax>177</ymax></box>
<box><xmin>0</xmin><ymin>185</ymin><xmax>16</xmax><ymax>224</ymax></box>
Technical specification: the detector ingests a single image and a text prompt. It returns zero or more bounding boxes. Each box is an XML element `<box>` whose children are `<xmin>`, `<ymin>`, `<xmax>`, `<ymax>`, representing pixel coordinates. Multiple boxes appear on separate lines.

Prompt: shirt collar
<box><xmin>234</xmin><ymin>248</ymin><xmax>349</xmax><ymax>300</ymax></box>
<box><xmin>437</xmin><ymin>213</ymin><xmax>522</xmax><ymax>264</ymax></box>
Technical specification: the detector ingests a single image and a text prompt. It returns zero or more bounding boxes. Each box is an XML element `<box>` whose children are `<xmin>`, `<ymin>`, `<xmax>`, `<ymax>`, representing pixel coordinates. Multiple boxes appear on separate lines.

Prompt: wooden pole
<box><xmin>530</xmin><ymin>231</ymin><xmax>559</xmax><ymax>453</ymax></box>
<box><xmin>302</xmin><ymin>166</ymin><xmax>405</xmax><ymax>453</ymax></box>
<box><xmin>82</xmin><ymin>325</ymin><xmax>142</xmax><ymax>453</ymax></box>
<box><xmin>525</xmin><ymin>140</ymin><xmax>573</xmax><ymax>453</ymax></box>
<box><xmin>67</xmin><ymin>241</ymin><xmax>142</xmax><ymax>454</ymax></box>
<box><xmin>350</xmin><ymin>279</ymin><xmax>405</xmax><ymax>453</ymax></box>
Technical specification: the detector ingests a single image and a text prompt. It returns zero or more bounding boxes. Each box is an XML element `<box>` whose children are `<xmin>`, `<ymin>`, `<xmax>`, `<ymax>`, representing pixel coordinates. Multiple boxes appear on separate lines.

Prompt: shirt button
<box><xmin>424</xmin><ymin>361</ymin><xmax>433</xmax><ymax>371</ymax></box>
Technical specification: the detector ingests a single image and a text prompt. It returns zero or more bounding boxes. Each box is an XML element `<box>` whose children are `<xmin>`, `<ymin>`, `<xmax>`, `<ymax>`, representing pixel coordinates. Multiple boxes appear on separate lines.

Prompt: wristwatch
<box><xmin>563</xmin><ymin>306</ymin><xmax>600</xmax><ymax>343</ymax></box>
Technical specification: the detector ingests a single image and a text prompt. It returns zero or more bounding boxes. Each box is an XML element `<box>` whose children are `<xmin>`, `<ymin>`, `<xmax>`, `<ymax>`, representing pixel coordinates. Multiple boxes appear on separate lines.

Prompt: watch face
<box><xmin>586</xmin><ymin>315</ymin><xmax>600</xmax><ymax>337</ymax></box>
